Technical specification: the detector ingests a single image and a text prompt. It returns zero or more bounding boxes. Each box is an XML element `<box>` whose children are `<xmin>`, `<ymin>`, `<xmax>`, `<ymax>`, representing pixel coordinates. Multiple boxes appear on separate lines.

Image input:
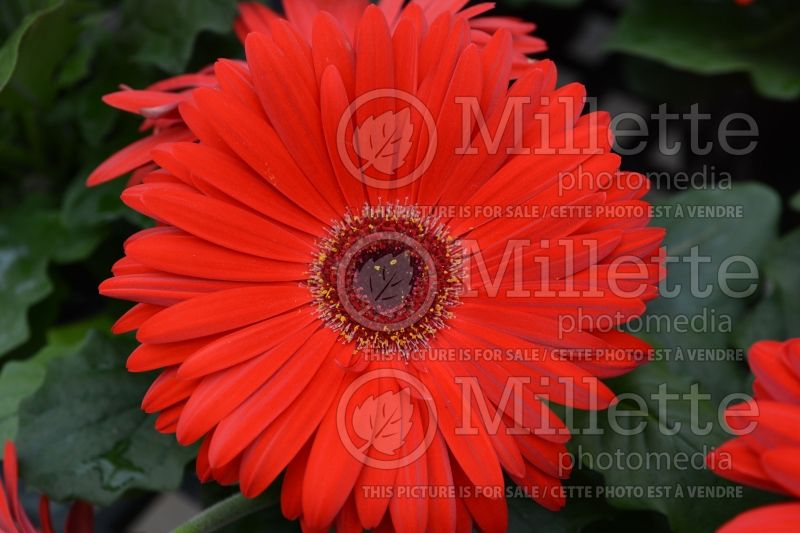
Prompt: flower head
<box><xmin>707</xmin><ymin>339</ymin><xmax>800</xmax><ymax>533</ymax></box>
<box><xmin>101</xmin><ymin>3</ymin><xmax>664</xmax><ymax>531</ymax></box>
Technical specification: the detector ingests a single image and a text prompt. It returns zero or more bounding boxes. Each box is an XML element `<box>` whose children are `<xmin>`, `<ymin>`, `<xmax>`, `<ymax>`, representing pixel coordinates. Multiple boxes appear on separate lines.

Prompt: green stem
<box><xmin>172</xmin><ymin>492</ymin><xmax>277</xmax><ymax>533</ymax></box>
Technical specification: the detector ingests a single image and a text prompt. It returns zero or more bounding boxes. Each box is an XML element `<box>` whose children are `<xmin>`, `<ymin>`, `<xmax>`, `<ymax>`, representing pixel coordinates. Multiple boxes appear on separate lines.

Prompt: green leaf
<box><xmin>0</xmin><ymin>0</ymin><xmax>65</xmax><ymax>93</ymax></box>
<box><xmin>734</xmin><ymin>296</ymin><xmax>784</xmax><ymax>350</ymax></box>
<box><xmin>609</xmin><ymin>0</ymin><xmax>800</xmax><ymax>100</ymax></box>
<box><xmin>61</xmin><ymin>173</ymin><xmax>143</xmax><ymax>228</ymax></box>
<box><xmin>509</xmin><ymin>494</ymin><xmax>606</xmax><ymax>533</ymax></box>
<box><xmin>506</xmin><ymin>471</ymin><xmax>666</xmax><ymax>533</ymax></box>
<box><xmin>16</xmin><ymin>330</ymin><xmax>196</xmax><ymax>506</ymax></box>
<box><xmin>571</xmin><ymin>362</ymin><xmax>776</xmax><ymax>533</ymax></box>
<box><xmin>54</xmin><ymin>11</ymin><xmax>111</xmax><ymax>88</ymax></box>
<box><xmin>0</xmin><ymin>354</ymin><xmax>55</xmax><ymax>444</ymax></box>
<box><xmin>0</xmin><ymin>1</ymin><xmax>83</xmax><ymax>106</ymax></box>
<box><xmin>0</xmin><ymin>205</ymin><xmax>107</xmax><ymax>357</ymax></box>
<box><xmin>619</xmin><ymin>57</ymin><xmax>737</xmax><ymax>106</ymax></box>
<box><xmin>791</xmin><ymin>191</ymin><xmax>800</xmax><ymax>213</ymax></box>
<box><xmin>0</xmin><ymin>169</ymin><xmax>134</xmax><ymax>358</ymax></box>
<box><xmin>0</xmin><ymin>211</ymin><xmax>55</xmax><ymax>357</ymax></box>
<box><xmin>124</xmin><ymin>0</ymin><xmax>238</xmax><ymax>73</ymax></box>
<box><xmin>764</xmin><ymin>229</ymin><xmax>800</xmax><ymax>336</ymax></box>
<box><xmin>0</xmin><ymin>317</ymin><xmax>110</xmax><ymax>443</ymax></box>
<box><xmin>642</xmin><ymin>183</ymin><xmax>780</xmax><ymax>396</ymax></box>
<box><xmin>736</xmin><ymin>227</ymin><xmax>800</xmax><ymax>347</ymax></box>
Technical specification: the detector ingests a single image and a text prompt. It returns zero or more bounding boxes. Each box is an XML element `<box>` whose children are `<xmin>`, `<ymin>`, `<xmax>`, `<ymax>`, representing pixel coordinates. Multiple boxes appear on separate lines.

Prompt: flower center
<box><xmin>309</xmin><ymin>205</ymin><xmax>462</xmax><ymax>355</ymax></box>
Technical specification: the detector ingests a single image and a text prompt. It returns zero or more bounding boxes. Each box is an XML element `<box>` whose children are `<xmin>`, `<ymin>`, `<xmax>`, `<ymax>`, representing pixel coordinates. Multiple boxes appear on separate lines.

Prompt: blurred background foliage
<box><xmin>1</xmin><ymin>0</ymin><xmax>799</xmax><ymax>531</ymax></box>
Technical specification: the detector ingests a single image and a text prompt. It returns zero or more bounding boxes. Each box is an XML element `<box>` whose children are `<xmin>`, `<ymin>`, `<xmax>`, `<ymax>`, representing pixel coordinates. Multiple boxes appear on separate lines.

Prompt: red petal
<box><xmin>128</xmin><ymin>336</ymin><xmax>217</xmax><ymax>373</ymax></box>
<box><xmin>165</xmin><ymin>142</ymin><xmax>325</xmax><ymax>235</ymax></box>
<box><xmin>238</xmin><ymin>345</ymin><xmax>351</xmax><ymax>496</ymax></box>
<box><xmin>707</xmin><ymin>439</ymin><xmax>786</xmax><ymax>494</ymax></box>
<box><xmin>137</xmin><ymin>284</ymin><xmax>310</xmax><ymax>343</ymax></box>
<box><xmin>749</xmin><ymin>341</ymin><xmax>800</xmax><ymax>404</ymax></box>
<box><xmin>178</xmin><ymin>308</ymin><xmax>316</xmax><ymax>379</ymax></box>
<box><xmin>123</xmin><ymin>183</ymin><xmax>313</xmax><ymax>262</ymax></box>
<box><xmin>319</xmin><ymin>65</ymin><xmax>368</xmax><ymax>210</ymax></box>
<box><xmin>510</xmin><ymin>462</ymin><xmax>565</xmax><ymax>512</ymax></box>
<box><xmin>191</xmin><ymin>88</ymin><xmax>340</xmax><ymax>222</ymax></box>
<box><xmin>236</xmin><ymin>2</ymin><xmax>280</xmax><ymax>41</ymax></box>
<box><xmin>302</xmin><ymin>382</ymin><xmax>366</xmax><ymax>529</ymax></box>
<box><xmin>100</xmin><ymin>274</ymin><xmax>249</xmax><ymax>306</ymax></box>
<box><xmin>246</xmin><ymin>32</ymin><xmax>346</xmax><ymax>214</ymax></box>
<box><xmin>112</xmin><ymin>303</ymin><xmax>164</xmax><ymax>334</ymax></box>
<box><xmin>281</xmin><ymin>441</ymin><xmax>312</xmax><ymax>520</ymax></box>
<box><xmin>451</xmin><ymin>460</ymin><xmax>507</xmax><ymax>533</ymax></box>
<box><xmin>155</xmin><ymin>401</ymin><xmax>184</xmax><ymax>434</ymax></box>
<box><xmin>125</xmin><ymin>228</ymin><xmax>310</xmax><ymax>283</ymax></box>
<box><xmin>64</xmin><ymin>501</ymin><xmax>93</xmax><ymax>533</ymax></box>
<box><xmin>389</xmin><ymin>404</ymin><xmax>429</xmax><ymax>533</ymax></box>
<box><xmin>175</xmin><ymin>322</ymin><xmax>320</xmax><ymax>445</ymax></box>
<box><xmin>420</xmin><ymin>363</ymin><xmax>504</xmax><ymax>490</ymax></box>
<box><xmin>39</xmin><ymin>497</ymin><xmax>54</xmax><ymax>533</ymax></box>
<box><xmin>719</xmin><ymin>503</ymin><xmax>800</xmax><ymax>533</ymax></box>
<box><xmin>762</xmin><ymin>447</ymin><xmax>800</xmax><ymax>498</ymax></box>
<box><xmin>141</xmin><ymin>368</ymin><xmax>199</xmax><ymax>413</ymax></box>
<box><xmin>312</xmin><ymin>13</ymin><xmax>355</xmax><ymax>94</ymax></box>
<box><xmin>425</xmin><ymin>433</ymin><xmax>457</xmax><ymax>533</ymax></box>
<box><xmin>103</xmin><ymin>90</ymin><xmax>186</xmax><ymax>117</ymax></box>
<box><xmin>87</xmin><ymin>127</ymin><xmax>194</xmax><ymax>186</ymax></box>
<box><xmin>210</xmin><ymin>328</ymin><xmax>340</xmax><ymax>468</ymax></box>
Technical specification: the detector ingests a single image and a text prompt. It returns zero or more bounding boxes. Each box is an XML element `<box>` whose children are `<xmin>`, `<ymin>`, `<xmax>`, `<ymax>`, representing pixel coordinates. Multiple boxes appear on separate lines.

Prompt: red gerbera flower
<box><xmin>87</xmin><ymin>0</ymin><xmax>545</xmax><ymax>186</ymax></box>
<box><xmin>707</xmin><ymin>339</ymin><xmax>800</xmax><ymax>533</ymax></box>
<box><xmin>100</xmin><ymin>4</ymin><xmax>664</xmax><ymax>531</ymax></box>
<box><xmin>0</xmin><ymin>442</ymin><xmax>93</xmax><ymax>533</ymax></box>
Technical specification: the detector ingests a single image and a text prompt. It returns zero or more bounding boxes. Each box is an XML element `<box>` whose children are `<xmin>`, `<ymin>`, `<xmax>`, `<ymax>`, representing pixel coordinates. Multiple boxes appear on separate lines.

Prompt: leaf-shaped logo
<box><xmin>356</xmin><ymin>252</ymin><xmax>413</xmax><ymax>316</ymax></box>
<box><xmin>352</xmin><ymin>388</ymin><xmax>414</xmax><ymax>456</ymax></box>
<box><xmin>353</xmin><ymin>108</ymin><xmax>414</xmax><ymax>174</ymax></box>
